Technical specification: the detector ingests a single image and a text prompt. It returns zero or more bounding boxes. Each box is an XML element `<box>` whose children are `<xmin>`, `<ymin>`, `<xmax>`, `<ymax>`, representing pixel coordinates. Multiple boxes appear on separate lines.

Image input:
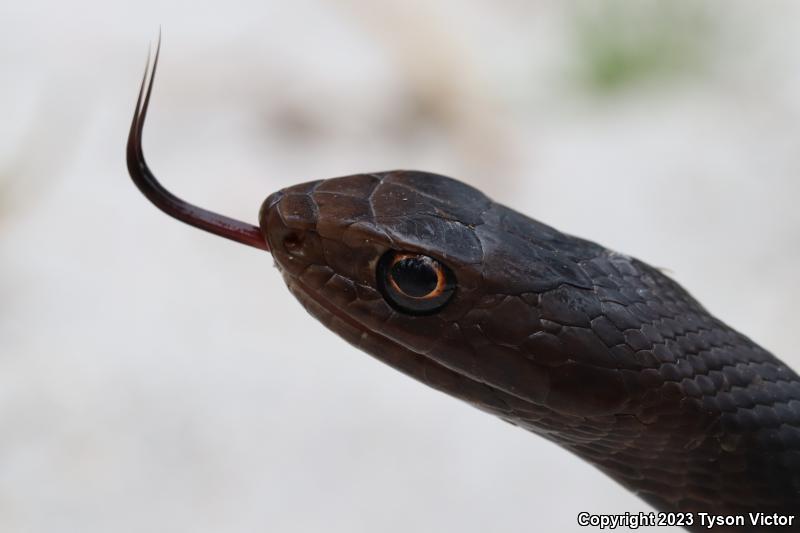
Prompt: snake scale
<box><xmin>127</xmin><ymin>45</ymin><xmax>800</xmax><ymax>531</ymax></box>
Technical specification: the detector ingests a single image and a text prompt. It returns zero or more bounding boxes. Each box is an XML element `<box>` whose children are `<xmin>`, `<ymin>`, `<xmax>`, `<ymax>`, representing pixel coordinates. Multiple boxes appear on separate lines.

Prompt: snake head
<box><xmin>127</xmin><ymin>43</ymin><xmax>664</xmax><ymax>427</ymax></box>
<box><xmin>260</xmin><ymin>171</ymin><xmax>637</xmax><ymax>422</ymax></box>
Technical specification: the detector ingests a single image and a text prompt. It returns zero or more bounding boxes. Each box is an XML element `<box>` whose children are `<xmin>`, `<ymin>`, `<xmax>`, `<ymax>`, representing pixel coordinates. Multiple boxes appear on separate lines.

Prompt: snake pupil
<box><xmin>391</xmin><ymin>257</ymin><xmax>439</xmax><ymax>297</ymax></box>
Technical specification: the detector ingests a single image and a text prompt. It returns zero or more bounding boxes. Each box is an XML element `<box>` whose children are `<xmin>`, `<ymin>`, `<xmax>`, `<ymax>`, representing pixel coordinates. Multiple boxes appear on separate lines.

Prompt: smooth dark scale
<box><xmin>391</xmin><ymin>257</ymin><xmax>439</xmax><ymax>297</ymax></box>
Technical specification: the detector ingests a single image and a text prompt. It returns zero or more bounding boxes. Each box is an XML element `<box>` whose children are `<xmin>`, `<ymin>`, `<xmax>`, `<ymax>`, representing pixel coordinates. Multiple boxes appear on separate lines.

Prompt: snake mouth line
<box><xmin>284</xmin><ymin>271</ymin><xmax>521</xmax><ymax>415</ymax></box>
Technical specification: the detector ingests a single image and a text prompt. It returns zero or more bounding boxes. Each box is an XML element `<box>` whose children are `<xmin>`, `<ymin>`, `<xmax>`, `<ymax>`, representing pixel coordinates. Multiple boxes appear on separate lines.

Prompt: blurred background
<box><xmin>2</xmin><ymin>1</ymin><xmax>800</xmax><ymax>531</ymax></box>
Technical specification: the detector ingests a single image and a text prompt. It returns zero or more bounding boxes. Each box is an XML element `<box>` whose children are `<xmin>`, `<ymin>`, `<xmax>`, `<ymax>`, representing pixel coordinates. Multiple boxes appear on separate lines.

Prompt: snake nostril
<box><xmin>283</xmin><ymin>232</ymin><xmax>304</xmax><ymax>252</ymax></box>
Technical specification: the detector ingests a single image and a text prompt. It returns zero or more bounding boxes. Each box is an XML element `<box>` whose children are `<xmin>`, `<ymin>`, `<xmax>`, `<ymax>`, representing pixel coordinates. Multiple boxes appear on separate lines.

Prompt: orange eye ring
<box><xmin>376</xmin><ymin>251</ymin><xmax>456</xmax><ymax>315</ymax></box>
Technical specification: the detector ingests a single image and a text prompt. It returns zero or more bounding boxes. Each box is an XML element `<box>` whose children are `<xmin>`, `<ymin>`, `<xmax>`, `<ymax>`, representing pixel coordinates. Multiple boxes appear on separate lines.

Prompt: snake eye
<box><xmin>377</xmin><ymin>251</ymin><xmax>456</xmax><ymax>315</ymax></box>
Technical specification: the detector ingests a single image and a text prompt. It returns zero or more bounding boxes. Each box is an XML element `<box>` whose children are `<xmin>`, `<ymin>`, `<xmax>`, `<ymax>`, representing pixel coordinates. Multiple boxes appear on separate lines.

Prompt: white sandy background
<box><xmin>1</xmin><ymin>1</ymin><xmax>799</xmax><ymax>532</ymax></box>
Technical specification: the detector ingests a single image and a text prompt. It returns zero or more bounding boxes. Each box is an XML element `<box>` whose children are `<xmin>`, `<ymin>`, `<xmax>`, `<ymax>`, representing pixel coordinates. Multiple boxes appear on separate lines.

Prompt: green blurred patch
<box><xmin>571</xmin><ymin>1</ymin><xmax>709</xmax><ymax>94</ymax></box>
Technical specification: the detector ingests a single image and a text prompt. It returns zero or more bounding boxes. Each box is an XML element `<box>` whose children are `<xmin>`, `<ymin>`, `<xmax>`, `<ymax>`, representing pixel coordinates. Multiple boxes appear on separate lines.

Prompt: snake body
<box><xmin>261</xmin><ymin>171</ymin><xmax>800</xmax><ymax>528</ymax></box>
<box><xmin>126</xmin><ymin>51</ymin><xmax>800</xmax><ymax>530</ymax></box>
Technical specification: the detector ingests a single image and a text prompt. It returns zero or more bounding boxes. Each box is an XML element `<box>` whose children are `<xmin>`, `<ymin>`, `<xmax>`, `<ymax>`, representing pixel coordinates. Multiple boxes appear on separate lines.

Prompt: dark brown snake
<box><xmin>126</xmin><ymin>45</ymin><xmax>800</xmax><ymax>531</ymax></box>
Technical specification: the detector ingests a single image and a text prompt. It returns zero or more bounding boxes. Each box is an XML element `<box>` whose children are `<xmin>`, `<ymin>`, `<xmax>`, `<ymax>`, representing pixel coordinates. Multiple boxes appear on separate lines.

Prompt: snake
<box><xmin>126</xmin><ymin>44</ymin><xmax>800</xmax><ymax>531</ymax></box>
